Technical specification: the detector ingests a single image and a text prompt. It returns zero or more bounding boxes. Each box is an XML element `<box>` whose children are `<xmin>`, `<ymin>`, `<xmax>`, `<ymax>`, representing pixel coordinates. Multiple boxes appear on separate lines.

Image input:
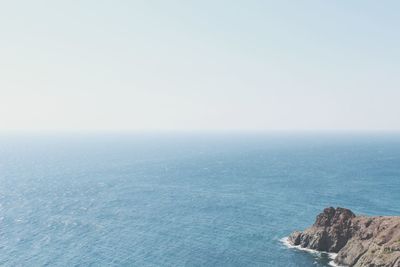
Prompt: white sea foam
<box><xmin>280</xmin><ymin>237</ymin><xmax>346</xmax><ymax>267</ymax></box>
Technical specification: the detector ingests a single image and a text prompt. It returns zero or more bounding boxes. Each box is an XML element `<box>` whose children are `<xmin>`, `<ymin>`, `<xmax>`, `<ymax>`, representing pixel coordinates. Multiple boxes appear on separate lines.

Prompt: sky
<box><xmin>1</xmin><ymin>0</ymin><xmax>399</xmax><ymax>132</ymax></box>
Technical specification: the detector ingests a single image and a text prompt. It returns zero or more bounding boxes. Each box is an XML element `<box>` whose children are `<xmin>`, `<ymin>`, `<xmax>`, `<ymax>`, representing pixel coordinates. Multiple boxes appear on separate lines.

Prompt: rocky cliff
<box><xmin>288</xmin><ymin>207</ymin><xmax>400</xmax><ymax>267</ymax></box>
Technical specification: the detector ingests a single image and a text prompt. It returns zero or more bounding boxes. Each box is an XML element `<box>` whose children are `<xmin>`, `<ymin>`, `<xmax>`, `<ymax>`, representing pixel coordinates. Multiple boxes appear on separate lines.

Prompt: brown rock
<box><xmin>288</xmin><ymin>207</ymin><xmax>400</xmax><ymax>267</ymax></box>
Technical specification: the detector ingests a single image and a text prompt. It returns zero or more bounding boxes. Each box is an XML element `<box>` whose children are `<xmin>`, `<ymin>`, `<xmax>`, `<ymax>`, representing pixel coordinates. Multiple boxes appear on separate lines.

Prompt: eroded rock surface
<box><xmin>288</xmin><ymin>207</ymin><xmax>400</xmax><ymax>267</ymax></box>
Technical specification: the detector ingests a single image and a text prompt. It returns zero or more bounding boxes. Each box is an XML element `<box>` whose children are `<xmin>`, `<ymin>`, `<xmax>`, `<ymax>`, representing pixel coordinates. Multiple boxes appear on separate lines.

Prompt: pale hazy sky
<box><xmin>1</xmin><ymin>1</ymin><xmax>399</xmax><ymax>132</ymax></box>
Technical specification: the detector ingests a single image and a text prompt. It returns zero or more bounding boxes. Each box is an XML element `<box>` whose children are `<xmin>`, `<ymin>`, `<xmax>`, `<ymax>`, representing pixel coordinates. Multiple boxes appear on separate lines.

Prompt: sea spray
<box><xmin>280</xmin><ymin>237</ymin><xmax>345</xmax><ymax>267</ymax></box>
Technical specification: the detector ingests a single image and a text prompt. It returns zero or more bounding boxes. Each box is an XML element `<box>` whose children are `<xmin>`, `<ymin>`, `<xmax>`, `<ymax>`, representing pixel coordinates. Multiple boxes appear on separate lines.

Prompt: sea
<box><xmin>0</xmin><ymin>133</ymin><xmax>399</xmax><ymax>266</ymax></box>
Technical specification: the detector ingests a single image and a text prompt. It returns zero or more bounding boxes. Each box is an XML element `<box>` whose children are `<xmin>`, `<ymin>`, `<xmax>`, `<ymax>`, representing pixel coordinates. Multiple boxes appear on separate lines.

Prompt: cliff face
<box><xmin>288</xmin><ymin>207</ymin><xmax>400</xmax><ymax>267</ymax></box>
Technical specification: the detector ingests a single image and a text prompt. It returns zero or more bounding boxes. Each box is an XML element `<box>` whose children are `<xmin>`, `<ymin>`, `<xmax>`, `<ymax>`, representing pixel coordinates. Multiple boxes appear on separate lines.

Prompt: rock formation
<box><xmin>288</xmin><ymin>207</ymin><xmax>400</xmax><ymax>267</ymax></box>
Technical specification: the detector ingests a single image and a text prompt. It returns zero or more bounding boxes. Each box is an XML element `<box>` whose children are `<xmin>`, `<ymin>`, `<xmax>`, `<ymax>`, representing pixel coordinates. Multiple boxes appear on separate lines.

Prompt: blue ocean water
<box><xmin>0</xmin><ymin>133</ymin><xmax>399</xmax><ymax>266</ymax></box>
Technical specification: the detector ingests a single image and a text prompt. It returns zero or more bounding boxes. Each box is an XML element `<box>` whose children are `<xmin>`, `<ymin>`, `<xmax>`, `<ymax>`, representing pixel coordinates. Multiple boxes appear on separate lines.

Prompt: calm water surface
<box><xmin>0</xmin><ymin>133</ymin><xmax>399</xmax><ymax>266</ymax></box>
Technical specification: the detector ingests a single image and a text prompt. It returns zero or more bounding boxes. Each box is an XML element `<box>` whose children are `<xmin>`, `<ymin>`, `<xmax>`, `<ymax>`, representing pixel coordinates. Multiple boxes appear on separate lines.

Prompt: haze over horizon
<box><xmin>1</xmin><ymin>1</ymin><xmax>400</xmax><ymax>132</ymax></box>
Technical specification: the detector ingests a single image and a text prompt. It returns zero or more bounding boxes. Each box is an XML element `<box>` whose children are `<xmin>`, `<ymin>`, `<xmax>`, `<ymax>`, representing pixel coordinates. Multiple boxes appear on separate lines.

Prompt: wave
<box><xmin>280</xmin><ymin>237</ymin><xmax>345</xmax><ymax>267</ymax></box>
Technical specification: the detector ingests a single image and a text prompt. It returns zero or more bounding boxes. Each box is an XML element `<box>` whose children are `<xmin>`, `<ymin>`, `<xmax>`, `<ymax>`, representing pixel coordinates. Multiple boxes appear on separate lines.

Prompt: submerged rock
<box><xmin>288</xmin><ymin>207</ymin><xmax>400</xmax><ymax>267</ymax></box>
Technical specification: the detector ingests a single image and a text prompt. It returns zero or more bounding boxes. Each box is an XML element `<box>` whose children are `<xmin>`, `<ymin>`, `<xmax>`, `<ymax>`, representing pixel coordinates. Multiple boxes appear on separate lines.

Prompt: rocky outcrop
<box><xmin>288</xmin><ymin>207</ymin><xmax>400</xmax><ymax>267</ymax></box>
